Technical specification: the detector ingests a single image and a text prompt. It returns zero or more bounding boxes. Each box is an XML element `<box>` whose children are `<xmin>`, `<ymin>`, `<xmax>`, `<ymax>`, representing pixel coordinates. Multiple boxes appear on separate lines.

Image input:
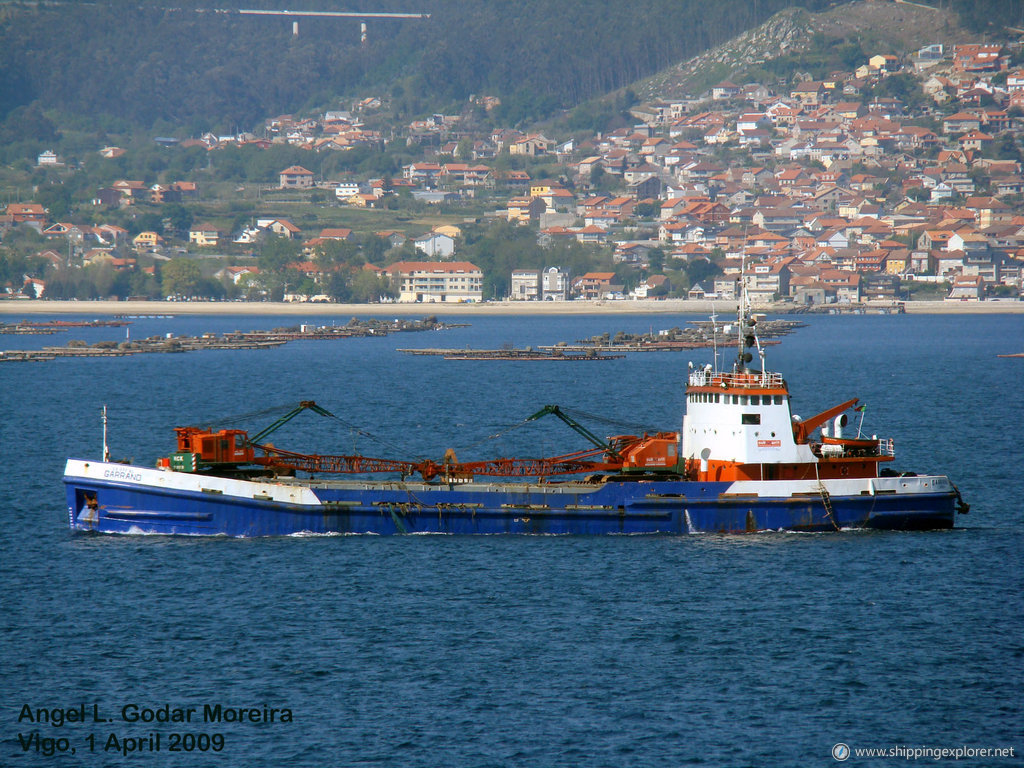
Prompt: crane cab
<box><xmin>159</xmin><ymin>427</ymin><xmax>254</xmax><ymax>472</ymax></box>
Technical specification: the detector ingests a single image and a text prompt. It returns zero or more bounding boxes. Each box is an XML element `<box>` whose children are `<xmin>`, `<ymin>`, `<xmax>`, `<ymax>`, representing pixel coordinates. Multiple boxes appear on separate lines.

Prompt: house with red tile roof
<box><xmin>96</xmin><ymin>224</ymin><xmax>128</xmax><ymax>245</ymax></box>
<box><xmin>7</xmin><ymin>203</ymin><xmax>47</xmax><ymax>224</ymax></box>
<box><xmin>952</xmin><ymin>44</ymin><xmax>1005</xmax><ymax>73</ymax></box>
<box><xmin>575</xmin><ymin>225</ymin><xmax>609</xmax><ymax>245</ymax></box>
<box><xmin>744</xmin><ymin>257</ymin><xmax>795</xmax><ymax>303</ymax></box>
<box><xmin>258</xmin><ymin>218</ymin><xmax>302</xmax><ymax>239</ymax></box>
<box><xmin>947</xmin><ymin>274</ymin><xmax>984</xmax><ymax>300</ymax></box>
<box><xmin>712</xmin><ymin>81</ymin><xmax>741</xmax><ymax>101</ymax></box>
<box><xmin>509</xmin><ymin>134</ymin><xmax>554</xmax><ymax>157</ymax></box>
<box><xmin>942</xmin><ymin>111</ymin><xmax>982</xmax><ymax>134</ymax></box>
<box><xmin>112</xmin><ymin>180</ymin><xmax>147</xmax><ymax>202</ymax></box>
<box><xmin>279</xmin><ymin>166</ymin><xmax>314</xmax><ymax>189</ymax></box>
<box><xmin>958</xmin><ymin>130</ymin><xmax>994</xmax><ymax>152</ymax></box>
<box><xmin>854</xmin><ymin>249</ymin><xmax>889</xmax><ymax>272</ymax></box>
<box><xmin>318</xmin><ymin>227</ymin><xmax>354</xmax><ymax>241</ymax></box>
<box><xmin>132</xmin><ymin>231</ymin><xmax>163</xmax><ymax>251</ymax></box>
<box><xmin>572</xmin><ymin>272</ymin><xmax>618</xmax><ymax>300</ymax></box>
<box><xmin>791</xmin><ymin>81</ymin><xmax>826</xmax><ymax>107</ymax></box>
<box><xmin>384</xmin><ymin>261</ymin><xmax>483</xmax><ymax>303</ymax></box>
<box><xmin>43</xmin><ymin>222</ymin><xmax>94</xmax><ymax>241</ymax></box>
<box><xmin>507</xmin><ymin>196</ymin><xmax>546</xmax><ymax>224</ymax></box>
<box><xmin>189</xmin><ymin>223</ymin><xmax>221</xmax><ymax>247</ymax></box>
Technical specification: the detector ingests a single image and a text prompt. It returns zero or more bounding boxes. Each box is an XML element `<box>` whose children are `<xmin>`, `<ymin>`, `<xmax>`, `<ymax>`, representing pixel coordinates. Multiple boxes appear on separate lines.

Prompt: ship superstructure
<box><xmin>682</xmin><ymin>307</ymin><xmax>893</xmax><ymax>483</ymax></box>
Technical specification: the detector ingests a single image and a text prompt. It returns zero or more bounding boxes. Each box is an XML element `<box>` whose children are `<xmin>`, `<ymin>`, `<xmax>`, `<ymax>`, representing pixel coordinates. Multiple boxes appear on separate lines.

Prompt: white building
<box><xmin>510</xmin><ymin>269</ymin><xmax>541</xmax><ymax>300</ymax></box>
<box><xmin>413</xmin><ymin>232</ymin><xmax>456</xmax><ymax>259</ymax></box>
<box><xmin>541</xmin><ymin>266</ymin><xmax>569</xmax><ymax>300</ymax></box>
<box><xmin>384</xmin><ymin>261</ymin><xmax>483</xmax><ymax>303</ymax></box>
<box><xmin>333</xmin><ymin>182</ymin><xmax>362</xmax><ymax>200</ymax></box>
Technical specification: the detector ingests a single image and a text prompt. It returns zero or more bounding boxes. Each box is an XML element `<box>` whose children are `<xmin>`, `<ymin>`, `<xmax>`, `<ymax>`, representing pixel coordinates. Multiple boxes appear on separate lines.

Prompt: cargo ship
<box><xmin>63</xmin><ymin>306</ymin><xmax>967</xmax><ymax>536</ymax></box>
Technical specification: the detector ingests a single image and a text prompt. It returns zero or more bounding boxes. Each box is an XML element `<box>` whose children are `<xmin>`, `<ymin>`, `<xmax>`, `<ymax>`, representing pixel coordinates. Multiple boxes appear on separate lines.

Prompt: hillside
<box><xmin>0</xmin><ymin>0</ymin><xmax>840</xmax><ymax>132</ymax></box>
<box><xmin>0</xmin><ymin>0</ymin><xmax>1012</xmax><ymax>143</ymax></box>
<box><xmin>639</xmin><ymin>0</ymin><xmax>972</xmax><ymax>101</ymax></box>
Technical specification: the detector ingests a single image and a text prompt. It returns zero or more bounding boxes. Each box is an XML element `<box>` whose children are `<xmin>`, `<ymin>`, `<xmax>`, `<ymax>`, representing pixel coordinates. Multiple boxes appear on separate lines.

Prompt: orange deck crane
<box><xmin>163</xmin><ymin>401</ymin><xmax>684</xmax><ymax>480</ymax></box>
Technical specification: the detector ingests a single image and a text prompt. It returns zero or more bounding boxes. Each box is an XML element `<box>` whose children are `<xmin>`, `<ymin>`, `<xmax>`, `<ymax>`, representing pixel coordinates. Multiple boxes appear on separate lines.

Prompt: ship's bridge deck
<box><xmin>687</xmin><ymin>369</ymin><xmax>786</xmax><ymax>391</ymax></box>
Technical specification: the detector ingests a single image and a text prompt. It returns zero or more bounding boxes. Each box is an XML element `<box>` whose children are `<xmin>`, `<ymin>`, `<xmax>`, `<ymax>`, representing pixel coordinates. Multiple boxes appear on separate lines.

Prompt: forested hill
<box><xmin>0</xmin><ymin>0</ymin><xmax>1013</xmax><ymax>137</ymax></box>
<box><xmin>0</xmin><ymin>0</ymin><xmax>842</xmax><ymax>133</ymax></box>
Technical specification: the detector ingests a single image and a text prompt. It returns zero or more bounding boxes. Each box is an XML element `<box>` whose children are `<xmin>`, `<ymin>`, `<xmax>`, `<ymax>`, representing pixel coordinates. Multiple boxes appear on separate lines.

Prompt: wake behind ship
<box><xmin>64</xmin><ymin>307</ymin><xmax>967</xmax><ymax>536</ymax></box>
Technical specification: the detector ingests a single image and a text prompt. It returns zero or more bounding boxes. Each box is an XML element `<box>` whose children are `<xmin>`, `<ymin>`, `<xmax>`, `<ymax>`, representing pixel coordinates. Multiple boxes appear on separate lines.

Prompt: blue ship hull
<box><xmin>64</xmin><ymin>460</ymin><xmax>958</xmax><ymax>536</ymax></box>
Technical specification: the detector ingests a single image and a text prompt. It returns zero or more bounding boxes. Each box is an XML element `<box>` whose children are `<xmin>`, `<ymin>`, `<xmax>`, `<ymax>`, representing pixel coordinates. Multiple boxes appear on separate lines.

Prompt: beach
<box><xmin>1</xmin><ymin>298</ymin><xmax>1022</xmax><ymax>316</ymax></box>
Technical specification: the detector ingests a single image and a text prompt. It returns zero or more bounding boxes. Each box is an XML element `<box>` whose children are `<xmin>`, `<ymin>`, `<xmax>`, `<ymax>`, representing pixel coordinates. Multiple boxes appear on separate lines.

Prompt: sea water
<box><xmin>1</xmin><ymin>311</ymin><xmax>1022</xmax><ymax>767</ymax></box>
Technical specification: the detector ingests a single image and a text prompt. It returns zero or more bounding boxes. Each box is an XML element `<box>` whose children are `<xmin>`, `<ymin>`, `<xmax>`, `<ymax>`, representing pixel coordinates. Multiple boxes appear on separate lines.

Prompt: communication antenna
<box><xmin>709</xmin><ymin>303</ymin><xmax>719</xmax><ymax>374</ymax></box>
<box><xmin>735</xmin><ymin>252</ymin><xmax>748</xmax><ymax>372</ymax></box>
<box><xmin>102</xmin><ymin>405</ymin><xmax>110</xmax><ymax>462</ymax></box>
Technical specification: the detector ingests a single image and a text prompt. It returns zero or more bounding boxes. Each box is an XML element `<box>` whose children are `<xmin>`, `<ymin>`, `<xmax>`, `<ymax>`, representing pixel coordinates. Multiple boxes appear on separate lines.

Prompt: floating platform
<box><xmin>401</xmin><ymin>348</ymin><xmax>623</xmax><ymax>361</ymax></box>
<box><xmin>551</xmin><ymin>318</ymin><xmax>802</xmax><ymax>353</ymax></box>
<box><xmin>2</xmin><ymin>317</ymin><xmax>457</xmax><ymax>362</ymax></box>
<box><xmin>539</xmin><ymin>339</ymin><xmax>780</xmax><ymax>353</ymax></box>
<box><xmin>0</xmin><ymin>351</ymin><xmax>57</xmax><ymax>362</ymax></box>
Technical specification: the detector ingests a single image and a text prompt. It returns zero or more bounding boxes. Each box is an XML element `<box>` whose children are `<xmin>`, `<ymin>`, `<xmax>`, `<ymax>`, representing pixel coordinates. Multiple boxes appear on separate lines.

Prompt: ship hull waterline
<box><xmin>64</xmin><ymin>460</ymin><xmax>957</xmax><ymax>537</ymax></box>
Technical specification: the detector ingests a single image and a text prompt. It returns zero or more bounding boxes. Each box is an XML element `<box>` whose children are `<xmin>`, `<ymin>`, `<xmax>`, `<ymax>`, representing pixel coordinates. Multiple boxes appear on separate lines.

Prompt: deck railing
<box><xmin>688</xmin><ymin>369</ymin><xmax>786</xmax><ymax>389</ymax></box>
<box><xmin>815</xmin><ymin>437</ymin><xmax>895</xmax><ymax>458</ymax></box>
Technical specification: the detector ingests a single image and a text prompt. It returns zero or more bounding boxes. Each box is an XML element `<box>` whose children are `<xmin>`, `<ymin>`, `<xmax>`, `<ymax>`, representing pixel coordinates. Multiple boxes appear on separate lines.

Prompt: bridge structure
<box><xmin>220</xmin><ymin>8</ymin><xmax>431</xmax><ymax>41</ymax></box>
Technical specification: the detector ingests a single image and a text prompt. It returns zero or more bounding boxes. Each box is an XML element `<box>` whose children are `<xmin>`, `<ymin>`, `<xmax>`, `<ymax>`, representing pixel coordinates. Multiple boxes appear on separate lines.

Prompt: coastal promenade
<box><xmin>0</xmin><ymin>298</ymin><xmax>1022</xmax><ymax>316</ymax></box>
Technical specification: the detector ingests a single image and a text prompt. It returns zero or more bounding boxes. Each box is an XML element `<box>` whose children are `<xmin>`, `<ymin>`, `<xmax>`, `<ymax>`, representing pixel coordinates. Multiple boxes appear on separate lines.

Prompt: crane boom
<box><xmin>526</xmin><ymin>405</ymin><xmax>622</xmax><ymax>459</ymax></box>
<box><xmin>168</xmin><ymin>402</ymin><xmax>668</xmax><ymax>480</ymax></box>
<box><xmin>248</xmin><ymin>400</ymin><xmax>336</xmax><ymax>445</ymax></box>
<box><xmin>792</xmin><ymin>398</ymin><xmax>859</xmax><ymax>444</ymax></box>
<box><xmin>252</xmin><ymin>443</ymin><xmax>621</xmax><ymax>480</ymax></box>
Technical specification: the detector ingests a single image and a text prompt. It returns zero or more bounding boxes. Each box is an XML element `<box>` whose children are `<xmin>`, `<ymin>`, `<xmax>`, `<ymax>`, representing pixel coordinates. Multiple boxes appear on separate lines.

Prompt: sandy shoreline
<box><xmin>0</xmin><ymin>298</ymin><xmax>1022</xmax><ymax>316</ymax></box>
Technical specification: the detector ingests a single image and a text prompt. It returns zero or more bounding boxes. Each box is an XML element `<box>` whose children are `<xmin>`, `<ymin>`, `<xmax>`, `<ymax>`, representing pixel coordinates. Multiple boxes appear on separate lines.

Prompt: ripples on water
<box><xmin>2</xmin><ymin>312</ymin><xmax>1022</xmax><ymax>766</ymax></box>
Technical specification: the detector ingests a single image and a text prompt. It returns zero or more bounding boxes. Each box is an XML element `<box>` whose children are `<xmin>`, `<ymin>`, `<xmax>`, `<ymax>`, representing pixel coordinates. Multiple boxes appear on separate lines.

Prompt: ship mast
<box><xmin>102</xmin><ymin>405</ymin><xmax>110</xmax><ymax>462</ymax></box>
<box><xmin>734</xmin><ymin>255</ymin><xmax>752</xmax><ymax>373</ymax></box>
<box><xmin>709</xmin><ymin>304</ymin><xmax>720</xmax><ymax>375</ymax></box>
<box><xmin>734</xmin><ymin>254</ymin><xmax>768</xmax><ymax>381</ymax></box>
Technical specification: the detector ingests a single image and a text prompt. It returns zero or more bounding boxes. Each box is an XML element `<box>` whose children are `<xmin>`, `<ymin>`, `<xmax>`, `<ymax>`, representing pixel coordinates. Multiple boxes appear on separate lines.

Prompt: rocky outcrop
<box><xmin>640</xmin><ymin>0</ymin><xmax>964</xmax><ymax>101</ymax></box>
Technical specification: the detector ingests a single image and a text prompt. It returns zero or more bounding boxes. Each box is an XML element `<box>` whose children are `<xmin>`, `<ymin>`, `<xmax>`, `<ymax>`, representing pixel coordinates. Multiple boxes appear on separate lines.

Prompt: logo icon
<box><xmin>832</xmin><ymin>743</ymin><xmax>851</xmax><ymax>761</ymax></box>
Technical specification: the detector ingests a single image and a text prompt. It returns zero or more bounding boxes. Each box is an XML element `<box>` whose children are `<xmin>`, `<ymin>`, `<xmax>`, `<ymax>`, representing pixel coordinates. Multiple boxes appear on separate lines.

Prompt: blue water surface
<box><xmin>1</xmin><ymin>310</ymin><xmax>1022</xmax><ymax>767</ymax></box>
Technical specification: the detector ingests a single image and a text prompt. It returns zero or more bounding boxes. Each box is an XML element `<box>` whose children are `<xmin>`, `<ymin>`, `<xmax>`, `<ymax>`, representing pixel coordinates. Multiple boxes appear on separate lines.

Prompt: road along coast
<box><xmin>0</xmin><ymin>299</ymin><xmax>1022</xmax><ymax>316</ymax></box>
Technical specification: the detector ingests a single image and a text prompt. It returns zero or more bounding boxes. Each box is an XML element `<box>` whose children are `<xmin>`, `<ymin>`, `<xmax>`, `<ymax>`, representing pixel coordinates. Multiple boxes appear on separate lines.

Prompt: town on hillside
<box><xmin>3</xmin><ymin>41</ymin><xmax>1024</xmax><ymax>306</ymax></box>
